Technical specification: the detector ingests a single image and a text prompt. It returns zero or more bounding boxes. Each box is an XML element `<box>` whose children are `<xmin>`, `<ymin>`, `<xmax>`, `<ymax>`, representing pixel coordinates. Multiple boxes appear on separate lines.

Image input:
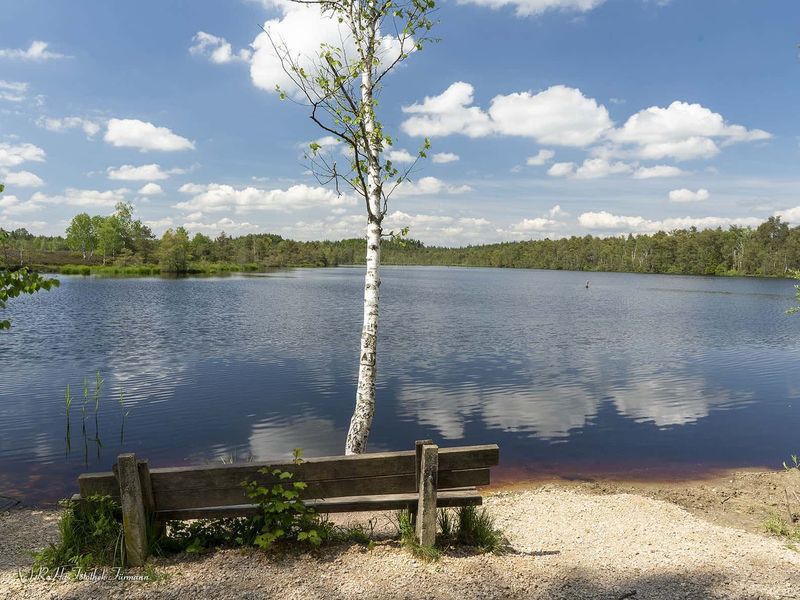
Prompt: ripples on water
<box><xmin>1</xmin><ymin>267</ymin><xmax>799</xmax><ymax>501</ymax></box>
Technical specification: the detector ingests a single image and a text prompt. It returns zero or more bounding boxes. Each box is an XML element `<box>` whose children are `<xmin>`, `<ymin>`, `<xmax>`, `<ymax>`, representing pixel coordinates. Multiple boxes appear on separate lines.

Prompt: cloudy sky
<box><xmin>1</xmin><ymin>0</ymin><xmax>798</xmax><ymax>246</ymax></box>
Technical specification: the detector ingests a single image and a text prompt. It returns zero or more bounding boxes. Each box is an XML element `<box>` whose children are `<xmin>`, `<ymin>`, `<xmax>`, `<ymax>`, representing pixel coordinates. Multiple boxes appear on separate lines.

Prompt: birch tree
<box><xmin>263</xmin><ymin>0</ymin><xmax>436</xmax><ymax>453</ymax></box>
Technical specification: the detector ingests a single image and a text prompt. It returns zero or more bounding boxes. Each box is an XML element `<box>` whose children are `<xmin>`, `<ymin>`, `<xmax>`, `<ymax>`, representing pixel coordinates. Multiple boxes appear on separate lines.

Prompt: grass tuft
<box><xmin>33</xmin><ymin>495</ymin><xmax>125</xmax><ymax>570</ymax></box>
<box><xmin>764</xmin><ymin>512</ymin><xmax>800</xmax><ymax>541</ymax></box>
<box><xmin>396</xmin><ymin>509</ymin><xmax>441</xmax><ymax>561</ymax></box>
<box><xmin>439</xmin><ymin>505</ymin><xmax>506</xmax><ymax>554</ymax></box>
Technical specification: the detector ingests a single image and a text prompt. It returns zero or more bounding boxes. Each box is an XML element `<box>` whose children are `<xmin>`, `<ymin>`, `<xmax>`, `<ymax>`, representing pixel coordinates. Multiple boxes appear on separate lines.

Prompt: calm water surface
<box><xmin>2</xmin><ymin>267</ymin><xmax>799</xmax><ymax>502</ymax></box>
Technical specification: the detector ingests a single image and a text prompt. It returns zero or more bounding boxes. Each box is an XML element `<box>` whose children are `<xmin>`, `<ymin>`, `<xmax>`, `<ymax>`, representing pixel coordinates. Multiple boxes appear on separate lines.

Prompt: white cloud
<box><xmin>432</xmin><ymin>152</ymin><xmax>459</xmax><ymax>164</ymax></box>
<box><xmin>107</xmin><ymin>164</ymin><xmax>184</xmax><ymax>181</ymax></box>
<box><xmin>489</xmin><ymin>86</ymin><xmax>612</xmax><ymax>146</ymax></box>
<box><xmin>3</xmin><ymin>170</ymin><xmax>44</xmax><ymax>188</ymax></box>
<box><xmin>633</xmin><ymin>165</ymin><xmax>686</xmax><ymax>179</ymax></box>
<box><xmin>393</xmin><ymin>176</ymin><xmax>473</xmax><ymax>197</ymax></box>
<box><xmin>30</xmin><ymin>188</ymin><xmax>129</xmax><ymax>208</ymax></box>
<box><xmin>775</xmin><ymin>206</ymin><xmax>800</xmax><ymax>223</ymax></box>
<box><xmin>0</xmin><ymin>41</ymin><xmax>67</xmax><ymax>61</ymax></box>
<box><xmin>668</xmin><ymin>188</ymin><xmax>709</xmax><ymax>203</ymax></box>
<box><xmin>0</xmin><ymin>194</ymin><xmax>41</xmax><ymax>215</ymax></box>
<box><xmin>301</xmin><ymin>135</ymin><xmax>340</xmax><ymax>151</ymax></box>
<box><xmin>248</xmin><ymin>2</ymin><xmax>404</xmax><ymax>96</ymax></box>
<box><xmin>0</xmin><ymin>80</ymin><xmax>28</xmax><ymax>102</ymax></box>
<box><xmin>402</xmin><ymin>83</ymin><xmax>611</xmax><ymax>148</ymax></box>
<box><xmin>138</xmin><ymin>183</ymin><xmax>164</xmax><ymax>196</ymax></box>
<box><xmin>547</xmin><ymin>162</ymin><xmax>576</xmax><ymax>177</ymax></box>
<box><xmin>287</xmin><ymin>210</ymin><xmax>494</xmax><ymax>246</ymax></box>
<box><xmin>184</xmin><ymin>217</ymin><xmax>259</xmax><ymax>233</ymax></box>
<box><xmin>190</xmin><ymin>31</ymin><xmax>252</xmax><ymax>64</ymax></box>
<box><xmin>526</xmin><ymin>149</ymin><xmax>555</xmax><ymax>166</ymax></box>
<box><xmin>572</xmin><ymin>158</ymin><xmax>633</xmax><ymax>179</ymax></box>
<box><xmin>549</xmin><ymin>204</ymin><xmax>568</xmax><ymax>217</ymax></box>
<box><xmin>143</xmin><ymin>217</ymin><xmax>174</xmax><ymax>232</ymax></box>
<box><xmin>178</xmin><ymin>183</ymin><xmax>209</xmax><ymax>194</ymax></box>
<box><xmin>455</xmin><ymin>0</ymin><xmax>605</xmax><ymax>17</ymax></box>
<box><xmin>0</xmin><ymin>142</ymin><xmax>46</xmax><ymax>167</ymax></box>
<box><xmin>610</xmin><ymin>101</ymin><xmax>770</xmax><ymax>161</ymax></box>
<box><xmin>104</xmin><ymin>119</ymin><xmax>195</xmax><ymax>152</ymax></box>
<box><xmin>402</xmin><ymin>82</ymin><xmax>494</xmax><ymax>138</ymax></box>
<box><xmin>36</xmin><ymin>116</ymin><xmax>101</xmax><ymax>138</ymax></box>
<box><xmin>174</xmin><ymin>183</ymin><xmax>354</xmax><ymax>213</ymax></box>
<box><xmin>510</xmin><ymin>217</ymin><xmax>561</xmax><ymax>232</ymax></box>
<box><xmin>386</xmin><ymin>149</ymin><xmax>416</xmax><ymax>164</ymax></box>
<box><xmin>384</xmin><ymin>211</ymin><xmax>495</xmax><ymax>245</ymax></box>
<box><xmin>578</xmin><ymin>211</ymin><xmax>761</xmax><ymax>233</ymax></box>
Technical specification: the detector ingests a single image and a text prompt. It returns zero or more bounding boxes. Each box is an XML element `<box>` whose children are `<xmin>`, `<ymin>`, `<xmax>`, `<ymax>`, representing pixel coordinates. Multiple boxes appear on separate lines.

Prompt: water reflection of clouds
<box><xmin>243</xmin><ymin>414</ymin><xmax>391</xmax><ymax>461</ymax></box>
<box><xmin>397</xmin><ymin>365</ymin><xmax>753</xmax><ymax>441</ymax></box>
<box><xmin>609</xmin><ymin>375</ymin><xmax>752</xmax><ymax>427</ymax></box>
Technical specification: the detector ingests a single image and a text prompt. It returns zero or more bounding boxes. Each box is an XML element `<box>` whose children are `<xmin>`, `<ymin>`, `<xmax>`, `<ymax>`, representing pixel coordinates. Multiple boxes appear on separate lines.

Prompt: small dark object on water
<box><xmin>585</xmin><ymin>280</ymin><xmax>590</xmax><ymax>289</ymax></box>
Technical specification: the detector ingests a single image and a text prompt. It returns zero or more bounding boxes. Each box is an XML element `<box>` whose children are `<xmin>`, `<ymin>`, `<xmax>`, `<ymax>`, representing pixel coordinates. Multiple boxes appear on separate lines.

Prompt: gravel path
<box><xmin>1</xmin><ymin>487</ymin><xmax>798</xmax><ymax>599</ymax></box>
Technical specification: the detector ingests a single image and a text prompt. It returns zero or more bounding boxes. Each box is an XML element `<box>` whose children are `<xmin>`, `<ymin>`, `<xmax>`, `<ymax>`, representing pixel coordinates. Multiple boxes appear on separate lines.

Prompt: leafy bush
<box><xmin>242</xmin><ymin>448</ymin><xmax>327</xmax><ymax>549</ymax></box>
<box><xmin>33</xmin><ymin>495</ymin><xmax>125</xmax><ymax>570</ymax></box>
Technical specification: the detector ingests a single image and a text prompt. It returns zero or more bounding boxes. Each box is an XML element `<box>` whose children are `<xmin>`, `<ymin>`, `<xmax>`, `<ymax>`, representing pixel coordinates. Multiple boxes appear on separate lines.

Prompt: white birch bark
<box><xmin>345</xmin><ymin>42</ymin><xmax>382</xmax><ymax>455</ymax></box>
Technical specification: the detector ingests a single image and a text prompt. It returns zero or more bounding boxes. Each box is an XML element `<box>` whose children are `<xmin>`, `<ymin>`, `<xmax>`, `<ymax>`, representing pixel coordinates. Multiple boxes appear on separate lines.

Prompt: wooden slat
<box><xmin>151</xmin><ymin>468</ymin><xmax>489</xmax><ymax>512</ymax></box>
<box><xmin>156</xmin><ymin>489</ymin><xmax>482</xmax><ymax>520</ymax></box>
<box><xmin>78</xmin><ymin>472</ymin><xmax>118</xmax><ymax>498</ymax></box>
<box><xmin>438</xmin><ymin>445</ymin><xmax>499</xmax><ymax>471</ymax></box>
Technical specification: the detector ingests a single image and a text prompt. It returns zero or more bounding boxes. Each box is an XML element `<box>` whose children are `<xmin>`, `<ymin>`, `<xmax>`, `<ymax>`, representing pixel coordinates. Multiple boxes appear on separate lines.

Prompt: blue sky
<box><xmin>0</xmin><ymin>0</ymin><xmax>798</xmax><ymax>245</ymax></box>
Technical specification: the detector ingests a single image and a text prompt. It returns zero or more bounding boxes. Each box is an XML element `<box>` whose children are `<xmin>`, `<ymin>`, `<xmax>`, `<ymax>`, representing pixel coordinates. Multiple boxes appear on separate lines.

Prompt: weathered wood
<box><xmin>137</xmin><ymin>459</ymin><xmax>165</xmax><ymax>538</ymax></box>
<box><xmin>415</xmin><ymin>443</ymin><xmax>438</xmax><ymax>546</ymax></box>
<box><xmin>76</xmin><ymin>444</ymin><xmax>499</xmax><ymax>532</ymax></box>
<box><xmin>137</xmin><ymin>460</ymin><xmax>156</xmax><ymax>513</ymax></box>
<box><xmin>117</xmin><ymin>454</ymin><xmax>148</xmax><ymax>566</ymax></box>
<box><xmin>149</xmin><ymin>468</ymin><xmax>488</xmax><ymax>512</ymax></box>
<box><xmin>155</xmin><ymin>488</ymin><xmax>482</xmax><ymax>521</ymax></box>
<box><xmin>76</xmin><ymin>445</ymin><xmax>499</xmax><ymax>501</ymax></box>
<box><xmin>78</xmin><ymin>471</ymin><xmax>118</xmax><ymax>498</ymax></box>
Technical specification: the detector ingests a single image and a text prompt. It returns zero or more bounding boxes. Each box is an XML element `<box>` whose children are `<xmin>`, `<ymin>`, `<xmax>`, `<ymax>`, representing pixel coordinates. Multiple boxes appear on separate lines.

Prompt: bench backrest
<box><xmin>78</xmin><ymin>444</ymin><xmax>499</xmax><ymax>514</ymax></box>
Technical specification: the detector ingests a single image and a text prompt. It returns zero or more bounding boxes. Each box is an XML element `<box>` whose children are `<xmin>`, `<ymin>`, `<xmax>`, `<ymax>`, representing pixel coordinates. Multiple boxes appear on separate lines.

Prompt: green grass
<box><xmin>438</xmin><ymin>505</ymin><xmax>505</xmax><ymax>554</ymax></box>
<box><xmin>51</xmin><ymin>262</ymin><xmax>260</xmax><ymax>277</ymax></box>
<box><xmin>394</xmin><ymin>505</ymin><xmax>506</xmax><ymax>560</ymax></box>
<box><xmin>33</xmin><ymin>495</ymin><xmax>125</xmax><ymax>570</ymax></box>
<box><xmin>396</xmin><ymin>510</ymin><xmax>441</xmax><ymax>561</ymax></box>
<box><xmin>764</xmin><ymin>513</ymin><xmax>800</xmax><ymax>541</ymax></box>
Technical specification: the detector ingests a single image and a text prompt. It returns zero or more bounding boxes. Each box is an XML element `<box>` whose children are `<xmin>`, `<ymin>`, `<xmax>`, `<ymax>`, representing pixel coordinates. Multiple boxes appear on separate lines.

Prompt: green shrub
<box><xmin>242</xmin><ymin>448</ymin><xmax>327</xmax><ymax>549</ymax></box>
<box><xmin>33</xmin><ymin>495</ymin><xmax>125</xmax><ymax>570</ymax></box>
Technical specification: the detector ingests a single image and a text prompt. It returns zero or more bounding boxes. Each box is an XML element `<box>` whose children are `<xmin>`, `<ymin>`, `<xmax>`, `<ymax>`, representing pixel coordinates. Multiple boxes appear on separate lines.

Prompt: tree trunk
<box><xmin>345</xmin><ymin>51</ymin><xmax>382</xmax><ymax>455</ymax></box>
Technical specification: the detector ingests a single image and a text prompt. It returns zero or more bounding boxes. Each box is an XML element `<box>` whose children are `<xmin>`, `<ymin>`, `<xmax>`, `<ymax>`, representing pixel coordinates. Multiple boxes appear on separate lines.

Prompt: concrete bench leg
<box><xmin>117</xmin><ymin>453</ymin><xmax>149</xmax><ymax>566</ymax></box>
<box><xmin>415</xmin><ymin>441</ymin><xmax>438</xmax><ymax>546</ymax></box>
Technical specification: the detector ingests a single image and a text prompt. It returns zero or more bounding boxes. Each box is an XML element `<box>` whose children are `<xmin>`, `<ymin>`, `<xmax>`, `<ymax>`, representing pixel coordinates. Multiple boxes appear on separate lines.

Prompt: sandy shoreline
<box><xmin>1</xmin><ymin>469</ymin><xmax>799</xmax><ymax>599</ymax></box>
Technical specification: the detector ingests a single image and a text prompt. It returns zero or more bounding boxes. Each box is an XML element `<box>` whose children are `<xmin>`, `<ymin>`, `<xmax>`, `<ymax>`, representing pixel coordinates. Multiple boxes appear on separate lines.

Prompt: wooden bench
<box><xmin>75</xmin><ymin>440</ymin><xmax>499</xmax><ymax>565</ymax></box>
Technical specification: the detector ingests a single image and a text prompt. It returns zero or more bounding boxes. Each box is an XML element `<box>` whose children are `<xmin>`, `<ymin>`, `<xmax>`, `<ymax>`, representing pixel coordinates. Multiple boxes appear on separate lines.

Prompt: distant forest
<box><xmin>2</xmin><ymin>202</ymin><xmax>799</xmax><ymax>278</ymax></box>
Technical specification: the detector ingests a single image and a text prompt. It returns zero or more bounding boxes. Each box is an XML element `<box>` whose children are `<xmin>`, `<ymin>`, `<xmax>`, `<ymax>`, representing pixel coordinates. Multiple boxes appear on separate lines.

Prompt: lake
<box><xmin>1</xmin><ymin>266</ymin><xmax>799</xmax><ymax>503</ymax></box>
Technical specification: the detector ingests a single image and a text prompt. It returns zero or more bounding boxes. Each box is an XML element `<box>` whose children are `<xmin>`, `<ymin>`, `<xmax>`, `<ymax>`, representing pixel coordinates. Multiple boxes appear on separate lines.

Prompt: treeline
<box><xmin>2</xmin><ymin>204</ymin><xmax>800</xmax><ymax>277</ymax></box>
